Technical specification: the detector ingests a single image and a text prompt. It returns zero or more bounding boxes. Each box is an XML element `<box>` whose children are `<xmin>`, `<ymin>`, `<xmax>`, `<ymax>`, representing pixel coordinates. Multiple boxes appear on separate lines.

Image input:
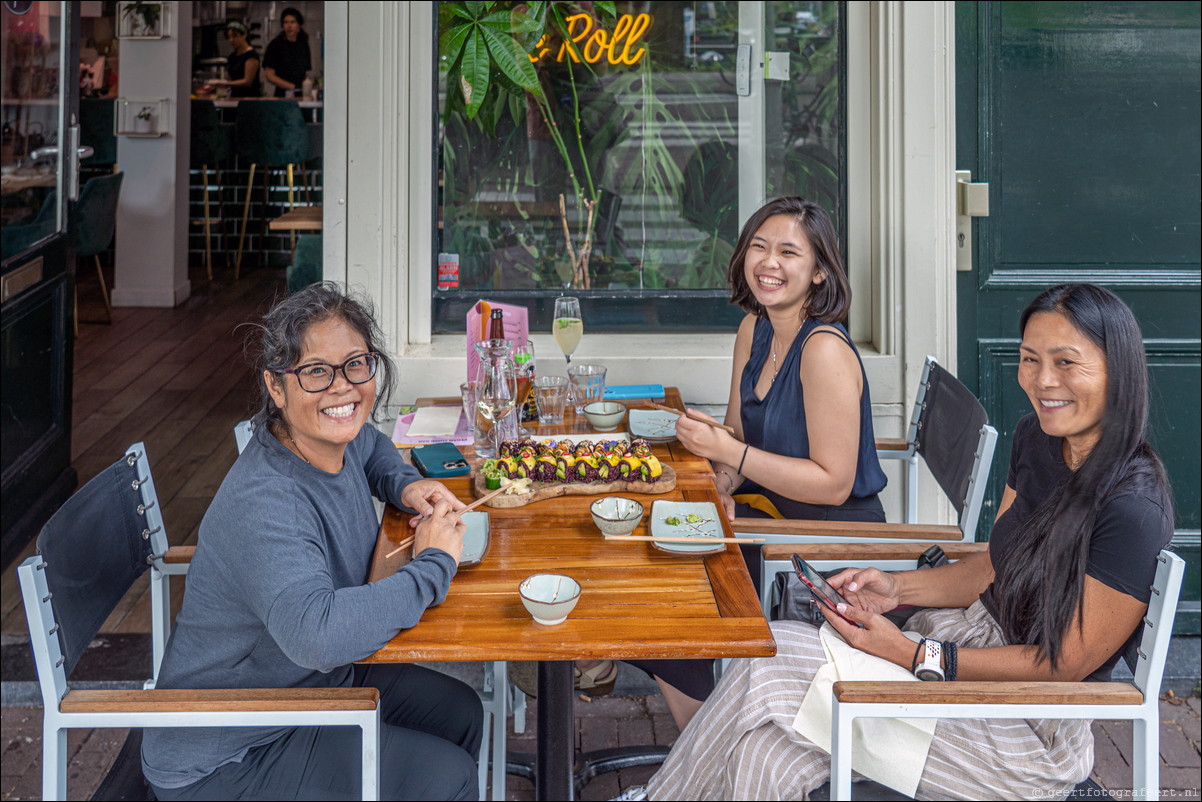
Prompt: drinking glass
<box><xmin>567</xmin><ymin>364</ymin><xmax>607</xmax><ymax>415</ymax></box>
<box><xmin>534</xmin><ymin>376</ymin><xmax>570</xmax><ymax>425</ymax></box>
<box><xmin>473</xmin><ymin>339</ymin><xmax>517</xmax><ymax>458</ymax></box>
<box><xmin>459</xmin><ymin>381</ymin><xmax>476</xmax><ymax>430</ymax></box>
<box><xmin>511</xmin><ymin>341</ymin><xmax>537</xmax><ymax>437</ymax></box>
<box><xmin>552</xmin><ymin>296</ymin><xmax>583</xmax><ymax>365</ymax></box>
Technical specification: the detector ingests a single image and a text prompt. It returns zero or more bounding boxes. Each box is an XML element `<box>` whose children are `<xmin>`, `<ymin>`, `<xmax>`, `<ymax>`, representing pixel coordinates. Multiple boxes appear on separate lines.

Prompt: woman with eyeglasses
<box><xmin>141</xmin><ymin>283</ymin><xmax>482</xmax><ymax>801</ymax></box>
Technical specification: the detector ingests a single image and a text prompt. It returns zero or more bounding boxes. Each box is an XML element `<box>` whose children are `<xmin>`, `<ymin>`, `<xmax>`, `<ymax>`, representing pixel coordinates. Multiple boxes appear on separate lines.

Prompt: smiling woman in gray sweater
<box><xmin>142</xmin><ymin>284</ymin><xmax>482</xmax><ymax>801</ymax></box>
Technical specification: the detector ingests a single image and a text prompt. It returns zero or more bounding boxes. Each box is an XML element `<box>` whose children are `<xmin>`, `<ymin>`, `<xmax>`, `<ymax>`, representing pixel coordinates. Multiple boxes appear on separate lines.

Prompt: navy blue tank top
<box><xmin>738</xmin><ymin>317</ymin><xmax>888</xmax><ymax>519</ymax></box>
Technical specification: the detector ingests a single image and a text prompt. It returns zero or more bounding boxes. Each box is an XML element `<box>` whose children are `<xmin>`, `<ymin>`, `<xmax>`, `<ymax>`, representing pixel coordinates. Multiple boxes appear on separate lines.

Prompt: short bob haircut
<box><xmin>247</xmin><ymin>282</ymin><xmax>396</xmax><ymax>431</ymax></box>
<box><xmin>727</xmin><ymin>197</ymin><xmax>851</xmax><ymax>324</ymax></box>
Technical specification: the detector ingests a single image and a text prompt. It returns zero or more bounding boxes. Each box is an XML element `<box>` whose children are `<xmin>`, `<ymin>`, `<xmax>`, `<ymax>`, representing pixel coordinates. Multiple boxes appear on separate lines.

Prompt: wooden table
<box><xmin>365</xmin><ymin>388</ymin><xmax>775</xmax><ymax>799</ymax></box>
<box><xmin>268</xmin><ymin>205</ymin><xmax>322</xmax><ymax>231</ymax></box>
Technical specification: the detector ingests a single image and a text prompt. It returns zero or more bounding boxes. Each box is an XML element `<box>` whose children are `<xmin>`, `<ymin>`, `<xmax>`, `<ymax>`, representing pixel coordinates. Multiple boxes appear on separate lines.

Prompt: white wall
<box><xmin>336</xmin><ymin>1</ymin><xmax>958</xmax><ymax>524</ymax></box>
<box><xmin>112</xmin><ymin>1</ymin><xmax>191</xmax><ymax>308</ymax></box>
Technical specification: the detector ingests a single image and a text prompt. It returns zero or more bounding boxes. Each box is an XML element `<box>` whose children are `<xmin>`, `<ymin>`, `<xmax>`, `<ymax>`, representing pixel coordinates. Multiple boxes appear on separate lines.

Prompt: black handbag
<box><xmin>769</xmin><ymin>545</ymin><xmax>949</xmax><ymax>627</ymax></box>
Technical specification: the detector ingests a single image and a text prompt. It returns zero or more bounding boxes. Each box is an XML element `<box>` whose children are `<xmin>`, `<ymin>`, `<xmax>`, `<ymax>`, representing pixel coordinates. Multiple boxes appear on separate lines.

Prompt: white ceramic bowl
<box><xmin>518</xmin><ymin>574</ymin><xmax>582</xmax><ymax>625</ymax></box>
<box><xmin>584</xmin><ymin>401</ymin><xmax>626</xmax><ymax>432</ymax></box>
<box><xmin>590</xmin><ymin>496</ymin><xmax>644</xmax><ymax>536</ymax></box>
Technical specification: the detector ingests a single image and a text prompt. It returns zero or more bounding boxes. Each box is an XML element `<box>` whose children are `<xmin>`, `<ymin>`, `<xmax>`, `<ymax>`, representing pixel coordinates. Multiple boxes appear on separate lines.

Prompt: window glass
<box><xmin>434</xmin><ymin>1</ymin><xmax>843</xmax><ymax>333</ymax></box>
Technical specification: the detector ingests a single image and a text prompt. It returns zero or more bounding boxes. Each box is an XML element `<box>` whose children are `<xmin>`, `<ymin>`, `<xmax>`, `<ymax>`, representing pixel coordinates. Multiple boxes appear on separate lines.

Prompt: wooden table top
<box><xmin>268</xmin><ymin>205</ymin><xmax>323</xmax><ymax>231</ymax></box>
<box><xmin>363</xmin><ymin>388</ymin><xmax>776</xmax><ymax>664</ymax></box>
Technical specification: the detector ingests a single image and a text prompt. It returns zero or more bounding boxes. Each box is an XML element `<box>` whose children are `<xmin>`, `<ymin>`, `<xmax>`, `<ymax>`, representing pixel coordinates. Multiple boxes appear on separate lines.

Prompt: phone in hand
<box><xmin>792</xmin><ymin>554</ymin><xmax>865</xmax><ymax>629</ymax></box>
<box><xmin>411</xmin><ymin>443</ymin><xmax>470</xmax><ymax>478</ymax></box>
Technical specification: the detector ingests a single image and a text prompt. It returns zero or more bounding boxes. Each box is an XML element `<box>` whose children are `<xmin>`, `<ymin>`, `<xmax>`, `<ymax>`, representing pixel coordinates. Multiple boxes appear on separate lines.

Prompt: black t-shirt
<box><xmin>979</xmin><ymin>413</ymin><xmax>1173</xmax><ymax>681</ymax></box>
<box><xmin>226</xmin><ymin>48</ymin><xmax>259</xmax><ymax>98</ymax></box>
<box><xmin>263</xmin><ymin>36</ymin><xmax>312</xmax><ymax>97</ymax></box>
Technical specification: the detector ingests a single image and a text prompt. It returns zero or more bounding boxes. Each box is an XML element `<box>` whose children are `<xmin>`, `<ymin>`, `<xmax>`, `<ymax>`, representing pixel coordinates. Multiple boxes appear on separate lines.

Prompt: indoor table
<box><xmin>363</xmin><ymin>388</ymin><xmax>775</xmax><ymax>799</ymax></box>
<box><xmin>268</xmin><ymin>205</ymin><xmax>322</xmax><ymax>231</ymax></box>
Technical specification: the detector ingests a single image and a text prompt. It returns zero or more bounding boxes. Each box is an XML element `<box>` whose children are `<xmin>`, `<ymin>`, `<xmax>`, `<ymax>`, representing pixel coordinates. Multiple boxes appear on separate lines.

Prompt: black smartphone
<box><xmin>792</xmin><ymin>554</ymin><xmax>865</xmax><ymax>628</ymax></box>
<box><xmin>411</xmin><ymin>443</ymin><xmax>471</xmax><ymax>478</ymax></box>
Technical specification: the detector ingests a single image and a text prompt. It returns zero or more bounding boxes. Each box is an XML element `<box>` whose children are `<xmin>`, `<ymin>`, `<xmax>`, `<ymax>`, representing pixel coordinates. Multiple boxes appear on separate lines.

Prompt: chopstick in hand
<box><xmin>646</xmin><ymin>401</ymin><xmax>737</xmax><ymax>436</ymax></box>
<box><xmin>384</xmin><ymin>484</ymin><xmax>510</xmax><ymax>560</ymax></box>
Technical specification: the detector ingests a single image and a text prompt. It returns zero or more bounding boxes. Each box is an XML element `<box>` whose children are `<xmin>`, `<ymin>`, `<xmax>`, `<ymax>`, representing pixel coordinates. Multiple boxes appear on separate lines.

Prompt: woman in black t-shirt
<box><xmin>634</xmin><ymin>283</ymin><xmax>1174</xmax><ymax>801</ymax></box>
<box><xmin>206</xmin><ymin>22</ymin><xmax>259</xmax><ymax>98</ymax></box>
<box><xmin>263</xmin><ymin>7</ymin><xmax>312</xmax><ymax>98</ymax></box>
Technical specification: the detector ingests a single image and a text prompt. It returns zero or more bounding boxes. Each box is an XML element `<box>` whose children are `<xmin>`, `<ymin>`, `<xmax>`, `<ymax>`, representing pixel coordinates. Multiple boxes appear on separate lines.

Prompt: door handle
<box><xmin>955</xmin><ymin>170</ymin><xmax>989</xmax><ymax>272</ymax></box>
<box><xmin>66</xmin><ymin>124</ymin><xmax>84</xmax><ymax>201</ymax></box>
<box><xmin>26</xmin><ymin>145</ymin><xmax>92</xmax><ymax>161</ymax></box>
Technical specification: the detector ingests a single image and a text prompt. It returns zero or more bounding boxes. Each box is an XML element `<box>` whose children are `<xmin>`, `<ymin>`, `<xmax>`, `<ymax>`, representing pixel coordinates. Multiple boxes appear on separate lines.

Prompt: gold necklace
<box><xmin>770</xmin><ymin>322</ymin><xmax>805</xmax><ymax>384</ymax></box>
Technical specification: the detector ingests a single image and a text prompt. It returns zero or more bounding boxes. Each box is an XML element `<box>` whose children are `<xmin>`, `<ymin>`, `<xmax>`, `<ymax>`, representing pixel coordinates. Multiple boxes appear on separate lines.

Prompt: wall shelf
<box><xmin>114</xmin><ymin>98</ymin><xmax>169</xmax><ymax>137</ymax></box>
<box><xmin>117</xmin><ymin>1</ymin><xmax>171</xmax><ymax>39</ymax></box>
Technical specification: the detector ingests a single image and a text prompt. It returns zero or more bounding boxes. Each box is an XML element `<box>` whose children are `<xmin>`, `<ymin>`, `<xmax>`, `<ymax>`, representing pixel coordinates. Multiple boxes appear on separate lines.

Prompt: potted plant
<box><xmin>133</xmin><ymin>105</ymin><xmax>155</xmax><ymax>134</ymax></box>
<box><xmin>123</xmin><ymin>1</ymin><xmax>162</xmax><ymax>37</ymax></box>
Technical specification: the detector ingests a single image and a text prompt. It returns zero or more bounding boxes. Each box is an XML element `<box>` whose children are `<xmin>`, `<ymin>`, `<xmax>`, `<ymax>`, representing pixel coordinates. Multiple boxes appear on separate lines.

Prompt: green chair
<box><xmin>80</xmin><ymin>98</ymin><xmax>118</xmax><ymax>168</ymax></box>
<box><xmin>233</xmin><ymin>101</ymin><xmax>313</xmax><ymax>278</ymax></box>
<box><xmin>286</xmin><ymin>233</ymin><xmax>322</xmax><ymax>293</ymax></box>
<box><xmin>75</xmin><ymin>172</ymin><xmax>124</xmax><ymax>328</ymax></box>
<box><xmin>190</xmin><ymin>99</ymin><xmax>234</xmax><ymax>282</ymax></box>
<box><xmin>1</xmin><ymin>191</ymin><xmax>57</xmax><ymax>262</ymax></box>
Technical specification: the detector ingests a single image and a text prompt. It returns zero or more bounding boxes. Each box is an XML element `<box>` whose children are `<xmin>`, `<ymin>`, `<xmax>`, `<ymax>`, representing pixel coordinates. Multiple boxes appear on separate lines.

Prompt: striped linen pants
<box><xmin>646</xmin><ymin>603</ymin><xmax>1093</xmax><ymax>801</ymax></box>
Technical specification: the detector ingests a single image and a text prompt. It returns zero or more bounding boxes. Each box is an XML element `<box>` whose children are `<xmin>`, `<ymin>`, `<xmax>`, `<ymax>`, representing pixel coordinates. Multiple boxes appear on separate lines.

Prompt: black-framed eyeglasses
<box><xmin>281</xmin><ymin>352</ymin><xmax>380</xmax><ymax>393</ymax></box>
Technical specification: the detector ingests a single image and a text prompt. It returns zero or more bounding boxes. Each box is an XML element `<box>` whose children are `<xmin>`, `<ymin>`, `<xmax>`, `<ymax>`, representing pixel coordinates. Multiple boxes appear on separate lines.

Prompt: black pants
<box><xmin>150</xmin><ymin>664</ymin><xmax>484</xmax><ymax>801</ymax></box>
<box><xmin>626</xmin><ymin>496</ymin><xmax>886</xmax><ymax>702</ymax></box>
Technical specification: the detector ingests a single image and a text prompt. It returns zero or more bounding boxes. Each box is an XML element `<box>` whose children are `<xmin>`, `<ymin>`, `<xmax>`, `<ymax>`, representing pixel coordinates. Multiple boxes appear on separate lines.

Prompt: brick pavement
<box><xmin>2</xmin><ymin>691</ymin><xmax>1198</xmax><ymax>800</ymax></box>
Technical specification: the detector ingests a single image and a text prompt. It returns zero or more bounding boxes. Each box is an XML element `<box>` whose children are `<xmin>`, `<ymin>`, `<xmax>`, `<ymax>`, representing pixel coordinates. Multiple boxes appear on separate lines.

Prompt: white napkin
<box><xmin>792</xmin><ymin>624</ymin><xmax>937</xmax><ymax>797</ymax></box>
<box><xmin>405</xmin><ymin>406</ymin><xmax>463</xmax><ymax>437</ymax></box>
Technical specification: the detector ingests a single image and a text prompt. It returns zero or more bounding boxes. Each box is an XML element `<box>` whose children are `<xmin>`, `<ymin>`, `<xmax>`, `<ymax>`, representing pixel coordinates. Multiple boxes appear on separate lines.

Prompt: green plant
<box><xmin>123</xmin><ymin>1</ymin><xmax>161</xmax><ymax>34</ymax></box>
<box><xmin>135</xmin><ymin>105</ymin><xmax>153</xmax><ymax>121</ymax></box>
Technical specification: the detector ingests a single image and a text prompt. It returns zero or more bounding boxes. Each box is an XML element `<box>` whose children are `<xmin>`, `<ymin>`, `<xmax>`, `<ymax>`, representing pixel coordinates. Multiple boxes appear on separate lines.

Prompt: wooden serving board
<box><xmin>471</xmin><ymin>464</ymin><xmax>677</xmax><ymax>507</ymax></box>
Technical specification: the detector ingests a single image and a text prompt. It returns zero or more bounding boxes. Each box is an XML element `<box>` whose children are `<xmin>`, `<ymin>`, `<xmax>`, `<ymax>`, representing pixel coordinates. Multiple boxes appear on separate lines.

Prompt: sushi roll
<box><xmin>535</xmin><ymin>454</ymin><xmax>558</xmax><ymax>482</ymax></box>
<box><xmin>598</xmin><ymin>452</ymin><xmax>620</xmax><ymax>482</ymax></box>
<box><xmin>576</xmin><ymin>454</ymin><xmax>601</xmax><ymax>482</ymax></box>
<box><xmin>517</xmin><ymin>455</ymin><xmax>537</xmax><ymax>479</ymax></box>
<box><xmin>499</xmin><ymin>439</ymin><xmax>520</xmax><ymax>457</ymax></box>
<box><xmin>496</xmin><ymin>456</ymin><xmax>521</xmax><ymax>478</ymax></box>
<box><xmin>618</xmin><ymin>455</ymin><xmax>642</xmax><ymax>480</ymax></box>
<box><xmin>550</xmin><ymin>440</ymin><xmax>572</xmax><ymax>457</ymax></box>
<box><xmin>631</xmin><ymin>438</ymin><xmax>653</xmax><ymax>459</ymax></box>
<box><xmin>555</xmin><ymin>453</ymin><xmax>577</xmax><ymax>482</ymax></box>
<box><xmin>638</xmin><ymin>453</ymin><xmax>663</xmax><ymax>482</ymax></box>
<box><xmin>517</xmin><ymin>443</ymin><xmax>537</xmax><ymax>461</ymax></box>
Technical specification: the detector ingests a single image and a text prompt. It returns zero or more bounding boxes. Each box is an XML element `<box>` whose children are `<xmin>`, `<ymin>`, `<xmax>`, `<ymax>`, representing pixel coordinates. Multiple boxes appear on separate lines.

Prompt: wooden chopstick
<box><xmin>383</xmin><ymin>484</ymin><xmax>510</xmax><ymax>559</ymax></box>
<box><xmin>646</xmin><ymin>401</ymin><xmax>737</xmax><ymax>435</ymax></box>
<box><xmin>604</xmin><ymin>535</ymin><xmax>764</xmax><ymax>544</ymax></box>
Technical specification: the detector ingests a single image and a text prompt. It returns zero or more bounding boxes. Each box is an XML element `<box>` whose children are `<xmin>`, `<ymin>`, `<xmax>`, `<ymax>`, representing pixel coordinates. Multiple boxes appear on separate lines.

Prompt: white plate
<box><xmin>649</xmin><ymin>501</ymin><xmax>726</xmax><ymax>555</ymax></box>
<box><xmin>628</xmin><ymin>409</ymin><xmax>679</xmax><ymax>442</ymax></box>
<box><xmin>459</xmin><ymin>512</ymin><xmax>490</xmax><ymax>566</ymax></box>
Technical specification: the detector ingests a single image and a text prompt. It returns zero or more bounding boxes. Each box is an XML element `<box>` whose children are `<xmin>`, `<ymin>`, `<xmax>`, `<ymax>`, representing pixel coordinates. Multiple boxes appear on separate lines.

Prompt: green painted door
<box><xmin>955</xmin><ymin>1</ymin><xmax>1201</xmax><ymax>633</ymax></box>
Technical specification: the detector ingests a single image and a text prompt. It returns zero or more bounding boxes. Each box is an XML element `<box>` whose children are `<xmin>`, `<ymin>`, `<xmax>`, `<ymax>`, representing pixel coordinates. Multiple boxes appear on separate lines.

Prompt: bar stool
<box><xmin>190</xmin><ymin>99</ymin><xmax>234</xmax><ymax>282</ymax></box>
<box><xmin>75</xmin><ymin>172</ymin><xmax>124</xmax><ymax>331</ymax></box>
<box><xmin>233</xmin><ymin>101</ymin><xmax>312</xmax><ymax>279</ymax></box>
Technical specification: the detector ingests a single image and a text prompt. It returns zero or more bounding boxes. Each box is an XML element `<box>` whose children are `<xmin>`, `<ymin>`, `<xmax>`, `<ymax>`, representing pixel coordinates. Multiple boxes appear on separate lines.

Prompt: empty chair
<box><xmin>286</xmin><ymin>233</ymin><xmax>322</xmax><ymax>292</ymax></box>
<box><xmin>75</xmin><ymin>173</ymin><xmax>124</xmax><ymax>327</ymax></box>
<box><xmin>190</xmin><ymin>99</ymin><xmax>234</xmax><ymax>282</ymax></box>
<box><xmin>233</xmin><ymin>100</ymin><xmax>314</xmax><ymax>277</ymax></box>
<box><xmin>18</xmin><ymin>442</ymin><xmax>380</xmax><ymax>800</ymax></box>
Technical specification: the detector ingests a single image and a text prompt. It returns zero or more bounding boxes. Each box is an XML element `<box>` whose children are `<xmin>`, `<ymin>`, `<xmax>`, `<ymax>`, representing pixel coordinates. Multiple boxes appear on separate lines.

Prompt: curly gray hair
<box><xmin>247</xmin><ymin>282</ymin><xmax>396</xmax><ymax>430</ymax></box>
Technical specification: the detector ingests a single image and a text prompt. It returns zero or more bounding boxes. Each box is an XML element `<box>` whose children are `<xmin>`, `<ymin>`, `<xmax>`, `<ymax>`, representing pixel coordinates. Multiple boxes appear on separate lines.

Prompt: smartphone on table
<box><xmin>792</xmin><ymin>554</ymin><xmax>865</xmax><ymax>629</ymax></box>
<box><xmin>411</xmin><ymin>443</ymin><xmax>471</xmax><ymax>478</ymax></box>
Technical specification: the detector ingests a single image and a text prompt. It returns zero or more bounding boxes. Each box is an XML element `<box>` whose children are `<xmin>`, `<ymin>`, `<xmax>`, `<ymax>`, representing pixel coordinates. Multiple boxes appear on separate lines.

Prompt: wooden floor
<box><xmin>0</xmin><ymin>264</ymin><xmax>286</xmax><ymax>637</ymax></box>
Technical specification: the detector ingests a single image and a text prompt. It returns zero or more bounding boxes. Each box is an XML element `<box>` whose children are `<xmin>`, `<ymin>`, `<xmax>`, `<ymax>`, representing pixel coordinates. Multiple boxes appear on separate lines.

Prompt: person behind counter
<box><xmin>263</xmin><ymin>7</ymin><xmax>312</xmax><ymax>98</ymax></box>
<box><xmin>206</xmin><ymin>21</ymin><xmax>259</xmax><ymax>98</ymax></box>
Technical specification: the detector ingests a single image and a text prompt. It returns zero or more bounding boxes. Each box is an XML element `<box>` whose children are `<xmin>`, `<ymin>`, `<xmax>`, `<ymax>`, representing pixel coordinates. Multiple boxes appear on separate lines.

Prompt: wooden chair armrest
<box><xmin>832</xmin><ymin>681</ymin><xmax>1142</xmax><ymax>706</ymax></box>
<box><xmin>875</xmin><ymin>437</ymin><xmax>910</xmax><ymax>451</ymax></box>
<box><xmin>162</xmin><ymin>546</ymin><xmax>195</xmax><ymax>564</ymax></box>
<box><xmin>761</xmin><ymin>542</ymin><xmax>988</xmax><ymax>562</ymax></box>
<box><xmin>732</xmin><ymin>518</ymin><xmax>962</xmax><ymax>541</ymax></box>
<box><xmin>60</xmin><ymin>687</ymin><xmax>380</xmax><ymax>713</ymax></box>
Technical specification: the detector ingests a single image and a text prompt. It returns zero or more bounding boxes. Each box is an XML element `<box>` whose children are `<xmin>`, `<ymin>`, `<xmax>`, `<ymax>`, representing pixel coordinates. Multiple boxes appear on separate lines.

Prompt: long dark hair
<box><xmin>247</xmin><ymin>282</ymin><xmax>395</xmax><ymax>431</ymax></box>
<box><xmin>727</xmin><ymin>197</ymin><xmax>851</xmax><ymax>324</ymax></box>
<box><xmin>992</xmin><ymin>283</ymin><xmax>1171</xmax><ymax>668</ymax></box>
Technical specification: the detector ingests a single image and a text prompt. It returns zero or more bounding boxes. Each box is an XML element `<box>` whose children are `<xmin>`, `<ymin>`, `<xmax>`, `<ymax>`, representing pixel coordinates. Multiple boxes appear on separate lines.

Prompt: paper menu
<box><xmin>466</xmin><ymin>300</ymin><xmax>529</xmax><ymax>383</ymax></box>
<box><xmin>405</xmin><ymin>405</ymin><xmax>463</xmax><ymax>437</ymax></box>
<box><xmin>391</xmin><ymin>406</ymin><xmax>474</xmax><ymax>447</ymax></box>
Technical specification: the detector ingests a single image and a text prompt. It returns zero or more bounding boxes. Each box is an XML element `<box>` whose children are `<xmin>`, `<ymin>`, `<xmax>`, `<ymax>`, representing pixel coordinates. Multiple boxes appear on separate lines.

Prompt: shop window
<box><xmin>433</xmin><ymin>1</ymin><xmax>845</xmax><ymax>333</ymax></box>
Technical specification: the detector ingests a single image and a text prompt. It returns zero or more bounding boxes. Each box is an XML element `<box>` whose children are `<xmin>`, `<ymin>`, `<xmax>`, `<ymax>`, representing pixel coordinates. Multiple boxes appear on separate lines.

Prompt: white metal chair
<box><xmin>219</xmin><ymin>420</ymin><xmax>510</xmax><ymax>800</ymax></box>
<box><xmin>18</xmin><ymin>442</ymin><xmax>380</xmax><ymax>801</ymax></box>
<box><xmin>733</xmin><ymin>356</ymin><xmax>998</xmax><ymax>551</ymax></box>
<box><xmin>759</xmin><ymin>542</ymin><xmax>1185</xmax><ymax>802</ymax></box>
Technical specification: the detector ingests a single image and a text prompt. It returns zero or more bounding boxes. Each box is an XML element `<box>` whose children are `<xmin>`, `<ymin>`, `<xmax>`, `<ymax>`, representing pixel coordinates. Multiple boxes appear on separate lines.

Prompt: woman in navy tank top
<box><xmin>626</xmin><ymin>197</ymin><xmax>888</xmax><ymax>731</ymax></box>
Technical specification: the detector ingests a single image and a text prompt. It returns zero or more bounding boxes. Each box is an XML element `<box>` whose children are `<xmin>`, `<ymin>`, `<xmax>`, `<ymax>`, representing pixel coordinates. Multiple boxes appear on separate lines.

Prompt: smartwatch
<box><xmin>914</xmin><ymin>638</ymin><xmax>945</xmax><ymax>681</ymax></box>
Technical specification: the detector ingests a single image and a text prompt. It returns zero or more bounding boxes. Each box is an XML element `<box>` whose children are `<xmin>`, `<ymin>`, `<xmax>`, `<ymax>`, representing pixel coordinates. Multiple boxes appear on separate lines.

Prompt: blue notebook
<box><xmin>604</xmin><ymin>384</ymin><xmax>666</xmax><ymax>400</ymax></box>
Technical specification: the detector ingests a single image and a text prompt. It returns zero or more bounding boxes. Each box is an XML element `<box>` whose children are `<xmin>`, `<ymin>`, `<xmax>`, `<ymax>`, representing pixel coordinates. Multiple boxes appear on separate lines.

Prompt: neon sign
<box><xmin>529</xmin><ymin>13</ymin><xmax>651</xmax><ymax>66</ymax></box>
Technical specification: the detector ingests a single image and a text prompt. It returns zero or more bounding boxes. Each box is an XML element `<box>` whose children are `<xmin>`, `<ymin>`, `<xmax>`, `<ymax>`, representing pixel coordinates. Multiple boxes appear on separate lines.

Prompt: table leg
<box><xmin>536</xmin><ymin>661</ymin><xmax>574</xmax><ymax>801</ymax></box>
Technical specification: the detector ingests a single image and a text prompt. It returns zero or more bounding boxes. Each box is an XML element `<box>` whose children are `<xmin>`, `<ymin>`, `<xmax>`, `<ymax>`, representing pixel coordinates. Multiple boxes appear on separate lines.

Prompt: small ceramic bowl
<box><xmin>584</xmin><ymin>401</ymin><xmax>626</xmax><ymax>432</ymax></box>
<box><xmin>519</xmin><ymin>574</ymin><xmax>582</xmax><ymax>625</ymax></box>
<box><xmin>590</xmin><ymin>496</ymin><xmax>644</xmax><ymax>536</ymax></box>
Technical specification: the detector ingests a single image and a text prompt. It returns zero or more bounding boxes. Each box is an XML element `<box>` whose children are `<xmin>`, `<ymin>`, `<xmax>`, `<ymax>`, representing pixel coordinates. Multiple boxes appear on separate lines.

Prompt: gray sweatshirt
<box><xmin>141</xmin><ymin>422</ymin><xmax>457</xmax><ymax>789</ymax></box>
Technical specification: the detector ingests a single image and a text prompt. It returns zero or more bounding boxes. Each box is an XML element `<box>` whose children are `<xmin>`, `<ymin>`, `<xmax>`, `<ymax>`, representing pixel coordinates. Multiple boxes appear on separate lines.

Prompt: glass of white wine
<box><xmin>553</xmin><ymin>296</ymin><xmax>583</xmax><ymax>365</ymax></box>
<box><xmin>473</xmin><ymin>339</ymin><xmax>517</xmax><ymax>459</ymax></box>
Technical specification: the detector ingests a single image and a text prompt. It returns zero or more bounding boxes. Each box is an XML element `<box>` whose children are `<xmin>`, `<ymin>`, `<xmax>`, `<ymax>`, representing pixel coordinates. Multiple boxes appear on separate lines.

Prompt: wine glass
<box><xmin>473</xmin><ymin>339</ymin><xmax>517</xmax><ymax>459</ymax></box>
<box><xmin>511</xmin><ymin>341</ymin><xmax>537</xmax><ymax>437</ymax></box>
<box><xmin>552</xmin><ymin>296</ymin><xmax>583</xmax><ymax>365</ymax></box>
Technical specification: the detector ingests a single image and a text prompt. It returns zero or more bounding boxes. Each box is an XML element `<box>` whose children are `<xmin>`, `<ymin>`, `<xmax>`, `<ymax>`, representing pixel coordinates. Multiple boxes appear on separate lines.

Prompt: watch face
<box><xmin>916</xmin><ymin>667</ymin><xmax>945</xmax><ymax>681</ymax></box>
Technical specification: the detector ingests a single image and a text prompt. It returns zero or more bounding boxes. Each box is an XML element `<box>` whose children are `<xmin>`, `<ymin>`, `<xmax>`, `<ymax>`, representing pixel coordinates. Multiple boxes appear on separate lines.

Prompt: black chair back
<box><xmin>36</xmin><ymin>453</ymin><xmax>152</xmax><ymax>677</ymax></box>
<box><xmin>915</xmin><ymin>363</ymin><xmax>990</xmax><ymax>517</ymax></box>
